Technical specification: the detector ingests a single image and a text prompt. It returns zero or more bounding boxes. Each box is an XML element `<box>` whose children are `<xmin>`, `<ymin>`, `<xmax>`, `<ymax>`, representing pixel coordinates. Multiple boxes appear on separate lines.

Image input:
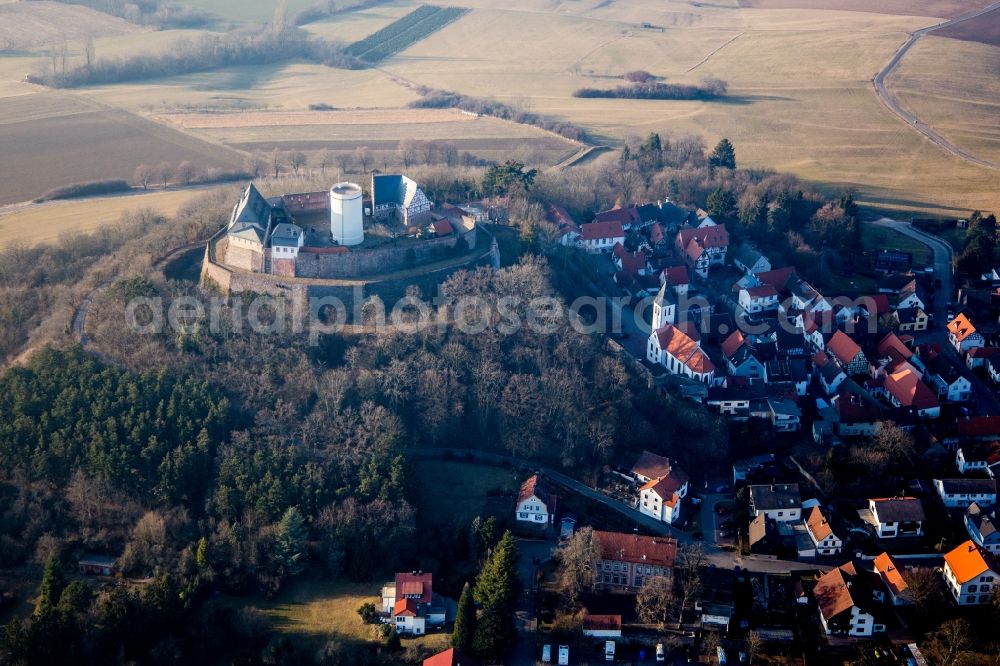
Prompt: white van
<box><xmin>656</xmin><ymin>643</ymin><xmax>666</xmax><ymax>662</ymax></box>
<box><xmin>542</xmin><ymin>644</ymin><xmax>552</xmax><ymax>663</ymax></box>
<box><xmin>605</xmin><ymin>640</ymin><xmax>615</xmax><ymax>662</ymax></box>
<box><xmin>718</xmin><ymin>647</ymin><xmax>728</xmax><ymax>665</ymax></box>
<box><xmin>558</xmin><ymin>644</ymin><xmax>570</xmax><ymax>665</ymax></box>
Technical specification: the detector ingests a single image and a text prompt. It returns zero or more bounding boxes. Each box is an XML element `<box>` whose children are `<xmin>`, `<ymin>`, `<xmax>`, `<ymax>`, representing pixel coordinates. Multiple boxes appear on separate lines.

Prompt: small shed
<box><xmin>582</xmin><ymin>614</ymin><xmax>622</xmax><ymax>638</ymax></box>
<box><xmin>78</xmin><ymin>554</ymin><xmax>118</xmax><ymax>576</ymax></box>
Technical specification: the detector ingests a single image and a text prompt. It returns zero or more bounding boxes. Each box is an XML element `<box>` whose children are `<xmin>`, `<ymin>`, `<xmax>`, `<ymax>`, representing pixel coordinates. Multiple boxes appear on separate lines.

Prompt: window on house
<box><xmin>969</xmin><ymin>584</ymin><xmax>978</xmax><ymax>593</ymax></box>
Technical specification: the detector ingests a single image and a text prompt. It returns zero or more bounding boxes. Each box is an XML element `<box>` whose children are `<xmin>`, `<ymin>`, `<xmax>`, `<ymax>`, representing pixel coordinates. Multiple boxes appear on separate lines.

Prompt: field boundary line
<box><xmin>686</xmin><ymin>31</ymin><xmax>745</xmax><ymax>72</ymax></box>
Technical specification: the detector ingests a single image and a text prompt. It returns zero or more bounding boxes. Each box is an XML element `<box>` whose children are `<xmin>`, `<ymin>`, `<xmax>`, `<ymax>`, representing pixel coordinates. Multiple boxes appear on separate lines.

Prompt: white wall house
<box><xmin>738</xmin><ymin>285</ymin><xmax>779</xmax><ymax>313</ymax></box>
<box><xmin>942</xmin><ymin>541</ymin><xmax>998</xmax><ymax>605</ymax></box>
<box><xmin>948</xmin><ymin>314</ymin><xmax>985</xmax><ymax>354</ymax></box>
<box><xmin>934</xmin><ymin>479</ymin><xmax>997</xmax><ymax>509</ymax></box>
<box><xmin>515</xmin><ymin>475</ymin><xmax>554</xmax><ymax>525</ymax></box>
<box><xmin>749</xmin><ymin>484</ymin><xmax>801</xmax><ymax>522</ymax></box>
<box><xmin>805</xmin><ymin>506</ymin><xmax>843</xmax><ymax>556</ymax></box>
<box><xmin>966</xmin><ymin>503</ymin><xmax>1000</xmax><ymax>555</ymax></box>
<box><xmin>814</xmin><ymin>564</ymin><xmax>885</xmax><ymax>637</ymax></box>
<box><xmin>865</xmin><ymin>498</ymin><xmax>925</xmax><ymax>539</ymax></box>
<box><xmin>393</xmin><ymin>600</ymin><xmax>426</xmax><ymax>635</ymax></box>
<box><xmin>639</xmin><ymin>479</ymin><xmax>682</xmax><ymax>525</ymax></box>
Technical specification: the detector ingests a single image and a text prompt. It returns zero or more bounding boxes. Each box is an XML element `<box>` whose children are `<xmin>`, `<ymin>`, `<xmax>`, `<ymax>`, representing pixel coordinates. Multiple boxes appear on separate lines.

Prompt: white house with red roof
<box><xmin>383</xmin><ymin>571</ymin><xmax>446</xmax><ymax>634</ymax></box>
<box><xmin>675</xmin><ymin>224</ymin><xmax>729</xmax><ymax>278</ymax></box>
<box><xmin>813</xmin><ymin>562</ymin><xmax>885</xmax><ymax>636</ymax></box>
<box><xmin>942</xmin><ymin>540</ymin><xmax>999</xmax><ymax>605</ymax></box>
<box><xmin>515</xmin><ymin>474</ymin><xmax>555</xmax><ymax>525</ymax></box>
<box><xmin>948</xmin><ymin>314</ymin><xmax>985</xmax><ymax>354</ymax></box>
<box><xmin>884</xmin><ymin>368</ymin><xmax>940</xmax><ymax>419</ymax></box>
<box><xmin>546</xmin><ymin>203</ymin><xmax>580</xmax><ymax>247</ymax></box>
<box><xmin>592</xmin><ymin>530</ymin><xmax>677</xmax><ymax>590</ymax></box>
<box><xmin>613</xmin><ymin>242</ymin><xmax>649</xmax><ymax>276</ymax></box>
<box><xmin>660</xmin><ymin>265</ymin><xmax>689</xmax><ymax>296</ymax></box>
<box><xmin>804</xmin><ymin>506</ymin><xmax>843</xmax><ymax>556</ymax></box>
<box><xmin>633</xmin><ymin>451</ymin><xmax>689</xmax><ymax>525</ymax></box>
<box><xmin>872</xmin><ymin>552</ymin><xmax>912</xmax><ymax>606</ymax></box>
<box><xmin>578</xmin><ymin>220</ymin><xmax>625</xmax><ymax>254</ymax></box>
<box><xmin>647</xmin><ymin>323</ymin><xmax>716</xmax><ymax>384</ymax></box>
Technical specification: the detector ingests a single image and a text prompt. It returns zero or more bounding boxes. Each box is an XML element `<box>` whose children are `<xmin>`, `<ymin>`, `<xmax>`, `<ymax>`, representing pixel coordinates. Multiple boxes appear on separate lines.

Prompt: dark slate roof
<box><xmin>967</xmin><ymin>503</ymin><xmax>999</xmax><ymax>541</ymax></box>
<box><xmin>937</xmin><ymin>478</ymin><xmax>997</xmax><ymax>496</ymax></box>
<box><xmin>749</xmin><ymin>483</ymin><xmax>801</xmax><ymax>511</ymax></box>
<box><xmin>871</xmin><ymin>497</ymin><xmax>925</xmax><ymax>523</ymax></box>
<box><xmin>373</xmin><ymin>174</ymin><xmax>403</xmax><ymax>205</ymax></box>
<box><xmin>270</xmin><ymin>223</ymin><xmax>303</xmax><ymax>248</ymax></box>
<box><xmin>229</xmin><ymin>184</ymin><xmax>273</xmax><ymax>243</ymax></box>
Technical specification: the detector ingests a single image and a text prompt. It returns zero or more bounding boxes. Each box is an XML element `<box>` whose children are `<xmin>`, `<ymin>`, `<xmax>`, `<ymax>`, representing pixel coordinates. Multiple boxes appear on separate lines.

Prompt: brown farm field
<box><xmin>936</xmin><ymin>7</ymin><xmax>1000</xmax><ymax>45</ymax></box>
<box><xmin>0</xmin><ymin>1</ymin><xmax>142</xmax><ymax>50</ymax></box>
<box><xmin>0</xmin><ymin>186</ymin><xmax>228</xmax><ymax>248</ymax></box>
<box><xmin>737</xmin><ymin>0</ymin><xmax>997</xmax><ymax>19</ymax></box>
<box><xmin>0</xmin><ymin>93</ymin><xmax>244</xmax><ymax>206</ymax></box>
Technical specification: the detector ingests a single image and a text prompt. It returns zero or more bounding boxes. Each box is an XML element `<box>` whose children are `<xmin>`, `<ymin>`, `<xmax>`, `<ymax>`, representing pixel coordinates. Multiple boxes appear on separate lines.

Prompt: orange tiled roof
<box><xmin>948</xmin><ymin>314</ymin><xmax>978</xmax><ymax>342</ymax></box>
<box><xmin>655</xmin><ymin>324</ymin><xmax>715</xmax><ymax>375</ymax></box>
<box><xmin>814</xmin><ymin>563</ymin><xmax>859</xmax><ymax>621</ymax></box>
<box><xmin>885</xmin><ymin>368</ymin><xmax>938</xmax><ymax>410</ymax></box>
<box><xmin>394</xmin><ymin>599</ymin><xmax>418</xmax><ymax>617</ymax></box>
<box><xmin>877</xmin><ymin>332</ymin><xmax>913</xmax><ymax>361</ymax></box>
<box><xmin>592</xmin><ymin>530</ymin><xmax>677</xmax><ymax>568</ymax></box>
<box><xmin>827</xmin><ymin>330</ymin><xmax>862</xmax><ymax>365</ymax></box>
<box><xmin>873</xmin><ymin>552</ymin><xmax>908</xmax><ymax>597</ymax></box>
<box><xmin>805</xmin><ymin>506</ymin><xmax>833</xmax><ymax>542</ymax></box>
<box><xmin>722</xmin><ymin>330</ymin><xmax>746</xmax><ymax>358</ymax></box>
<box><xmin>944</xmin><ymin>540</ymin><xmax>995</xmax><ymax>584</ymax></box>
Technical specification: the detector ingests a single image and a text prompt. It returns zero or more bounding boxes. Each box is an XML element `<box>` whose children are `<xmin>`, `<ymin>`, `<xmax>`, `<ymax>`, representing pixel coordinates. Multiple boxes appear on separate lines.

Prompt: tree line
<box><xmin>574</xmin><ymin>77</ymin><xmax>728</xmax><ymax>101</ymax></box>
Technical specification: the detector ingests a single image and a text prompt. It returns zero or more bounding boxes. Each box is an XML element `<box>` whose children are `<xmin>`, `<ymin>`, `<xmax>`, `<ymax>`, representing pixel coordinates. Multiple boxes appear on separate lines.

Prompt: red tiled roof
<box><xmin>722</xmin><ymin>331</ymin><xmax>746</xmax><ymax>358</ymax></box>
<box><xmin>423</xmin><ymin>648</ymin><xmax>480</xmax><ymax>666</ymax></box>
<box><xmin>395</xmin><ymin>572</ymin><xmax>433</xmax><ymax>604</ymax></box>
<box><xmin>631</xmin><ymin>450</ymin><xmax>673</xmax><ymax>480</ymax></box>
<box><xmin>595</xmin><ymin>206</ymin><xmax>640</xmax><ymax>226</ymax></box>
<box><xmin>662</xmin><ymin>265</ymin><xmax>689</xmax><ymax>286</ymax></box>
<box><xmin>592</xmin><ymin>530</ymin><xmax>677</xmax><ymax>568</ymax></box>
<box><xmin>958</xmin><ymin>416</ymin><xmax>1000</xmax><ymax>437</ymax></box>
<box><xmin>517</xmin><ymin>474</ymin><xmax>551</xmax><ymax>507</ymax></box>
<box><xmin>745</xmin><ymin>285</ymin><xmax>778</xmax><ymax>299</ymax></box>
<box><xmin>814</xmin><ymin>563</ymin><xmax>860</xmax><ymax>621</ymax></box>
<box><xmin>877</xmin><ymin>332</ymin><xmax>912</xmax><ymax>361</ymax></box>
<box><xmin>754</xmin><ymin>266</ymin><xmax>797</xmax><ymax>290</ymax></box>
<box><xmin>655</xmin><ymin>324</ymin><xmax>715</xmax><ymax>375</ymax></box>
<box><xmin>613</xmin><ymin>242</ymin><xmax>647</xmax><ymax>276</ymax></box>
<box><xmin>649</xmin><ymin>222</ymin><xmax>665</xmax><ymax>245</ymax></box>
<box><xmin>805</xmin><ymin>506</ymin><xmax>833</xmax><ymax>542</ymax></box>
<box><xmin>827</xmin><ymin>331</ymin><xmax>862</xmax><ymax>365</ymax></box>
<box><xmin>677</xmin><ymin>224</ymin><xmax>729</xmax><ymax>250</ymax></box>
<box><xmin>394</xmin><ymin>599</ymin><xmax>419</xmax><ymax>617</ymax></box>
<box><xmin>968</xmin><ymin>347</ymin><xmax>1000</xmax><ymax>358</ymax></box>
<box><xmin>835</xmin><ymin>392</ymin><xmax>880</xmax><ymax>424</ymax></box>
<box><xmin>885</xmin><ymin>369</ymin><xmax>938</xmax><ymax>410</ymax></box>
<box><xmin>861</xmin><ymin>294</ymin><xmax>891</xmax><ymax>316</ymax></box>
<box><xmin>432</xmin><ymin>218</ymin><xmax>454</xmax><ymax>236</ymax></box>
<box><xmin>580</xmin><ymin>220</ymin><xmax>625</xmax><ymax>241</ymax></box>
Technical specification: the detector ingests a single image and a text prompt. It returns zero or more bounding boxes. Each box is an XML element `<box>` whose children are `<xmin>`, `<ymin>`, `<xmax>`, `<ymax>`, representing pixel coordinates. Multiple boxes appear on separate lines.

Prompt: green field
<box><xmin>861</xmin><ymin>224</ymin><xmax>933</xmax><ymax>266</ymax></box>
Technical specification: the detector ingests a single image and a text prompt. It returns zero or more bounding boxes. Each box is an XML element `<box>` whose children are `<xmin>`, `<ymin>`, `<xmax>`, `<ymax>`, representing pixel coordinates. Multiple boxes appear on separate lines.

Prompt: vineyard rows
<box><xmin>346</xmin><ymin>5</ymin><xmax>469</xmax><ymax>63</ymax></box>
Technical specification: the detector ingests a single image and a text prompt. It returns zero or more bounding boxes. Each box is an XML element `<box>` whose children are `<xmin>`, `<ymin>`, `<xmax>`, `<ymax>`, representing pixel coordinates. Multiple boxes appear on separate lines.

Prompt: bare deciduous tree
<box><xmin>636</xmin><ymin>575</ymin><xmax>674</xmax><ymax>627</ymax></box>
<box><xmin>316</xmin><ymin>148</ymin><xmax>331</xmax><ymax>176</ymax></box>
<box><xmin>556</xmin><ymin>526</ymin><xmax>600</xmax><ymax>611</ymax></box>
<box><xmin>354</xmin><ymin>147</ymin><xmax>372</xmax><ymax>174</ymax></box>
<box><xmin>745</xmin><ymin>631</ymin><xmax>762</xmax><ymax>664</ymax></box>
<box><xmin>288</xmin><ymin>151</ymin><xmax>308</xmax><ymax>175</ymax></box>
<box><xmin>133</xmin><ymin>164</ymin><xmax>153</xmax><ymax>190</ymax></box>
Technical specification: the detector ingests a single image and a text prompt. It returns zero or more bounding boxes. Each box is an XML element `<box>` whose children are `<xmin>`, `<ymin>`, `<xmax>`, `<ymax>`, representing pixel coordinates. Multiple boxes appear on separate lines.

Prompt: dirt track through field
<box><xmin>874</xmin><ymin>1</ymin><xmax>1000</xmax><ymax>171</ymax></box>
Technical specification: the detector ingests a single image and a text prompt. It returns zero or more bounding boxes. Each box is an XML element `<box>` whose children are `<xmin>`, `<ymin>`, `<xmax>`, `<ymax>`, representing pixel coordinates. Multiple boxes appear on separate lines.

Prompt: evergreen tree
<box><xmin>452</xmin><ymin>581</ymin><xmax>477</xmax><ymax>652</ymax></box>
<box><xmin>706</xmin><ymin>188</ymin><xmax>736</xmax><ymax>219</ymax></box>
<box><xmin>709</xmin><ymin>138</ymin><xmax>736</xmax><ymax>169</ymax></box>
<box><xmin>473</xmin><ymin>531</ymin><xmax>519</xmax><ymax>659</ymax></box>
<box><xmin>273</xmin><ymin>507</ymin><xmax>308</xmax><ymax>577</ymax></box>
<box><xmin>35</xmin><ymin>554</ymin><xmax>66</xmax><ymax>618</ymax></box>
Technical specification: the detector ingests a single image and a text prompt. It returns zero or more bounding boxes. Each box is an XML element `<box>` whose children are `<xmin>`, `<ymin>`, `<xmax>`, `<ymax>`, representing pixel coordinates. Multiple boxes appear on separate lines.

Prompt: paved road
<box><xmin>873</xmin><ymin>1</ymin><xmax>1000</xmax><ymax>170</ymax></box>
<box><xmin>71</xmin><ymin>286</ymin><xmax>105</xmax><ymax>347</ymax></box>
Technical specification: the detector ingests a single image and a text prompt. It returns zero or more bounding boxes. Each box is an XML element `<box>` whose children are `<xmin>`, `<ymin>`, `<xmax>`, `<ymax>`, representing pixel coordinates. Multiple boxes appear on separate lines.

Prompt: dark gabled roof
<box><xmin>870</xmin><ymin>497</ymin><xmax>925</xmax><ymax>523</ymax></box>
<box><xmin>595</xmin><ymin>206</ymin><xmax>641</xmax><ymax>226</ymax></box>
<box><xmin>733</xmin><ymin>243</ymin><xmax>767</xmax><ymax>269</ymax></box>
<box><xmin>270</xmin><ymin>223</ymin><xmax>302</xmax><ymax>247</ymax></box>
<box><xmin>967</xmin><ymin>503</ymin><xmax>999</xmax><ymax>541</ymax></box>
<box><xmin>749</xmin><ymin>483</ymin><xmax>801</xmax><ymax>512</ymax></box>
<box><xmin>657</xmin><ymin>202</ymin><xmax>696</xmax><ymax>228</ymax></box>
<box><xmin>937</xmin><ymin>478</ymin><xmax>997</xmax><ymax>496</ymax></box>
<box><xmin>373</xmin><ymin>174</ymin><xmax>403</xmax><ymax>204</ymax></box>
<box><xmin>229</xmin><ymin>183</ymin><xmax>273</xmax><ymax>243</ymax></box>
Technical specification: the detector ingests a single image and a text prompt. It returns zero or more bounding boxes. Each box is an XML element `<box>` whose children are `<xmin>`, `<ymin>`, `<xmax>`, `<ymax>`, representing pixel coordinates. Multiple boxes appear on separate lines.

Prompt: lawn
<box><xmin>238</xmin><ymin>576</ymin><xmax>450</xmax><ymax>652</ymax></box>
<box><xmin>410</xmin><ymin>458</ymin><xmax>522</xmax><ymax>528</ymax></box>
<box><xmin>861</xmin><ymin>224</ymin><xmax>933</xmax><ymax>267</ymax></box>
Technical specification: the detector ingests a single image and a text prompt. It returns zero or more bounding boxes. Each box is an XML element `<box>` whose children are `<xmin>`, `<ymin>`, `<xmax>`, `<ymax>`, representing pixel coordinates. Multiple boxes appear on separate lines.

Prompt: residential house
<box><xmin>814</xmin><ymin>563</ymin><xmax>886</xmax><ymax>636</ymax></box>
<box><xmin>966</xmin><ymin>503</ymin><xmax>1000</xmax><ymax>555</ymax></box>
<box><xmin>592</xmin><ymin>530</ymin><xmax>677</xmax><ymax>590</ymax></box>
<box><xmin>631</xmin><ymin>451</ymin><xmax>689</xmax><ymax>495</ymax></box>
<box><xmin>925</xmin><ymin>356</ymin><xmax>972</xmax><ymax>402</ymax></box>
<box><xmin>862</xmin><ymin>498</ymin><xmax>925</xmax><ymax>539</ymax></box>
<box><xmin>804</xmin><ymin>506</ymin><xmax>843</xmax><ymax>556</ymax></box>
<box><xmin>78</xmin><ymin>554</ymin><xmax>118</xmax><ymax>577</ymax></box>
<box><xmin>872</xmin><ymin>552</ymin><xmax>912</xmax><ymax>606</ymax></box>
<box><xmin>640</xmin><ymin>476</ymin><xmax>686</xmax><ymax>524</ymax></box>
<box><xmin>765</xmin><ymin>359</ymin><xmax>809</xmax><ymax>396</ymax></box>
<box><xmin>873</xmin><ymin>248</ymin><xmax>912</xmax><ymax>272</ymax></box>
<box><xmin>884</xmin><ymin>368</ymin><xmax>940</xmax><ymax>419</ymax></box>
<box><xmin>579</xmin><ymin>220</ymin><xmax>625</xmax><ymax>254</ymax></box>
<box><xmin>768</xmin><ymin>398</ymin><xmax>802</xmax><ymax>432</ymax></box>
<box><xmin>789</xmin><ymin>277</ymin><xmax>822</xmax><ymax>311</ymax></box>
<box><xmin>732</xmin><ymin>244</ymin><xmax>771</xmax><ymax>275</ymax></box>
<box><xmin>382</xmin><ymin>571</ymin><xmax>433</xmax><ymax>612</ymax></box>
<box><xmin>814</xmin><ymin>352</ymin><xmax>847</xmax><ymax>396</ymax></box>
<box><xmin>372</xmin><ymin>174</ymin><xmax>432</xmax><ymax>226</ymax></box>
<box><xmin>827</xmin><ymin>331</ymin><xmax>868</xmax><ymax>376</ymax></box>
<box><xmin>423</xmin><ymin>648</ymin><xmax>479</xmax><ymax>666</ymax></box>
<box><xmin>747</xmin><ymin>514</ymin><xmax>782</xmax><ymax>556</ymax></box>
<box><xmin>594</xmin><ymin>205</ymin><xmax>641</xmax><ymax>230</ymax></box>
<box><xmin>613</xmin><ymin>242</ymin><xmax>649</xmax><ymax>276</ymax></box>
<box><xmin>582</xmin><ymin>614</ymin><xmax>622</xmax><ymax>638</ymax></box>
<box><xmin>546</xmin><ymin>204</ymin><xmax>580</xmax><ymax>246</ymax></box>
<box><xmin>739</xmin><ymin>285</ymin><xmax>779</xmax><ymax>314</ymax></box>
<box><xmin>967</xmin><ymin>347</ymin><xmax>1000</xmax><ymax>370</ymax></box>
<box><xmin>833</xmin><ymin>392</ymin><xmax>882</xmax><ymax>438</ymax></box>
<box><xmin>894</xmin><ymin>307</ymin><xmax>929</xmax><ymax>332</ymax></box>
<box><xmin>676</xmin><ymin>225</ymin><xmax>729</xmax><ymax>278</ymax></box>
<box><xmin>515</xmin><ymin>475</ymin><xmax>555</xmax><ymax>525</ymax></box>
<box><xmin>660</xmin><ymin>265</ymin><xmax>690</xmax><ymax>296</ymax></box>
<box><xmin>647</xmin><ymin>323</ymin><xmax>716</xmax><ymax>384</ymax></box>
<box><xmin>948</xmin><ymin>314</ymin><xmax>985</xmax><ymax>354</ymax></box>
<box><xmin>749</xmin><ymin>484</ymin><xmax>802</xmax><ymax>522</ymax></box>
<box><xmin>942</xmin><ymin>541</ymin><xmax>999</xmax><ymax>605</ymax></box>
<box><xmin>897</xmin><ymin>280</ymin><xmax>925</xmax><ymax>311</ymax></box>
<box><xmin>958</xmin><ymin>416</ymin><xmax>1000</xmax><ymax>441</ymax></box>
<box><xmin>722</xmin><ymin>331</ymin><xmax>766</xmax><ymax>381</ymax></box>
<box><xmin>393</xmin><ymin>599</ymin><xmax>426</xmax><ymax>635</ymax></box>
<box><xmin>934</xmin><ymin>478</ymin><xmax>997</xmax><ymax>509</ymax></box>
<box><xmin>956</xmin><ymin>442</ymin><xmax>1000</xmax><ymax>475</ymax></box>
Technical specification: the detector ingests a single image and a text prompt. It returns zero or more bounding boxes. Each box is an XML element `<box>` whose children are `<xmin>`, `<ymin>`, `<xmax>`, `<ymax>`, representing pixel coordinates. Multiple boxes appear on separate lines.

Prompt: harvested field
<box><xmin>303</xmin><ymin>5</ymin><xmax>415</xmax><ymax>43</ymax></box>
<box><xmin>160</xmin><ymin>107</ymin><xmax>486</xmax><ymax>128</ymax></box>
<box><xmin>0</xmin><ymin>93</ymin><xmax>244</xmax><ymax>206</ymax></box>
<box><xmin>0</xmin><ymin>186</ymin><xmax>227</xmax><ymax>248</ymax></box>
<box><xmin>0</xmin><ymin>1</ymin><xmax>142</xmax><ymax>50</ymax></box>
<box><xmin>737</xmin><ymin>0</ymin><xmax>997</xmax><ymax>19</ymax></box>
<box><xmin>936</xmin><ymin>7</ymin><xmax>1000</xmax><ymax>45</ymax></box>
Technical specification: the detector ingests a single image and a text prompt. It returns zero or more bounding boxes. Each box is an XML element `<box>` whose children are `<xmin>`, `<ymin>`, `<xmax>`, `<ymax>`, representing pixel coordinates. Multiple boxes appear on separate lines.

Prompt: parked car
<box><xmin>542</xmin><ymin>644</ymin><xmax>552</xmax><ymax>663</ymax></box>
<box><xmin>656</xmin><ymin>643</ymin><xmax>666</xmax><ymax>662</ymax></box>
<box><xmin>558</xmin><ymin>645</ymin><xmax>569</xmax><ymax>666</ymax></box>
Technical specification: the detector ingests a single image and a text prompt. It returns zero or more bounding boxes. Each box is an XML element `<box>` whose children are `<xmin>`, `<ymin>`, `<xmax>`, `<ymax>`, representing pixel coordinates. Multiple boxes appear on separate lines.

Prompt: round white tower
<box><xmin>329</xmin><ymin>182</ymin><xmax>364</xmax><ymax>246</ymax></box>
